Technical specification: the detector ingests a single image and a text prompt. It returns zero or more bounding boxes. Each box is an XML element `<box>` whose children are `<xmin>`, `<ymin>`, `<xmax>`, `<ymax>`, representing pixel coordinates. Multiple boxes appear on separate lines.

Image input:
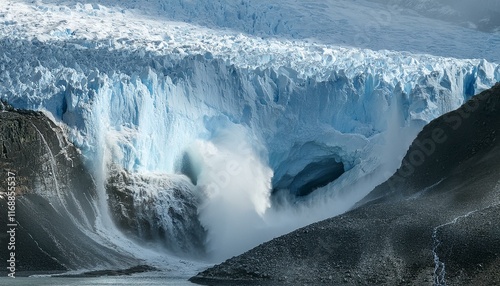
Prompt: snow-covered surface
<box><xmin>1</xmin><ymin>0</ymin><xmax>500</xmax><ymax>62</ymax></box>
<box><xmin>1</xmin><ymin>0</ymin><xmax>499</xmax><ymax>263</ymax></box>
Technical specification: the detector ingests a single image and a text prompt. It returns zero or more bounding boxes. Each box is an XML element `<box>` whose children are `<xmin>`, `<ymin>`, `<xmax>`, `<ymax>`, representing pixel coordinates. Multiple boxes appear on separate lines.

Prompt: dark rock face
<box><xmin>106</xmin><ymin>169</ymin><xmax>206</xmax><ymax>257</ymax></box>
<box><xmin>0</xmin><ymin>109</ymin><xmax>139</xmax><ymax>275</ymax></box>
<box><xmin>364</xmin><ymin>82</ymin><xmax>500</xmax><ymax>203</ymax></box>
<box><xmin>190</xmin><ymin>83</ymin><xmax>500</xmax><ymax>285</ymax></box>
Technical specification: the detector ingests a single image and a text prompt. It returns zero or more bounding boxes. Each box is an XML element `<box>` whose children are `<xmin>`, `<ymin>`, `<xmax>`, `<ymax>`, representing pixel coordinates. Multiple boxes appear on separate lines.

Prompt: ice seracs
<box><xmin>1</xmin><ymin>0</ymin><xmax>499</xmax><ymax>260</ymax></box>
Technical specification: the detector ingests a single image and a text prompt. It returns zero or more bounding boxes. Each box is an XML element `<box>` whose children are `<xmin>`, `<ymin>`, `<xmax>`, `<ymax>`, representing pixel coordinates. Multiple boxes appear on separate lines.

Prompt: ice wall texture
<box><xmin>1</xmin><ymin>37</ymin><xmax>498</xmax><ymax>197</ymax></box>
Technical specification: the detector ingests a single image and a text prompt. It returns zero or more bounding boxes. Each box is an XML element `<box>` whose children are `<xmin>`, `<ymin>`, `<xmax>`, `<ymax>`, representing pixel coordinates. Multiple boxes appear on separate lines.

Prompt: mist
<box><xmin>186</xmin><ymin>98</ymin><xmax>423</xmax><ymax>262</ymax></box>
<box><xmin>372</xmin><ymin>0</ymin><xmax>500</xmax><ymax>32</ymax></box>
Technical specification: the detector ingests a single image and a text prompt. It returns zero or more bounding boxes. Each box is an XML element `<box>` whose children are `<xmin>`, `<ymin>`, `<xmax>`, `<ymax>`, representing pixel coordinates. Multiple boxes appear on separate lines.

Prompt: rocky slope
<box><xmin>190</xmin><ymin>83</ymin><xmax>500</xmax><ymax>285</ymax></box>
<box><xmin>0</xmin><ymin>106</ymin><xmax>140</xmax><ymax>275</ymax></box>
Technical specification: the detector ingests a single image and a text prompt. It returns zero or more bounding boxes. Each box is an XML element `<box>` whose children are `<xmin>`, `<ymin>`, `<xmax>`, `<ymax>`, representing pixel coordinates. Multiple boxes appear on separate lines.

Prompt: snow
<box><xmin>1</xmin><ymin>0</ymin><xmax>499</xmax><ymax>261</ymax></box>
<box><xmin>1</xmin><ymin>0</ymin><xmax>499</xmax><ymax>62</ymax></box>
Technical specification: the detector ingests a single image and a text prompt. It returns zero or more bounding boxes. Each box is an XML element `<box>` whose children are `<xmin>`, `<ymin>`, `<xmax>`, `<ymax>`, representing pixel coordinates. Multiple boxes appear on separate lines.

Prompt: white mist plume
<box><xmin>186</xmin><ymin>91</ymin><xmax>424</xmax><ymax>262</ymax></box>
<box><xmin>187</xmin><ymin>123</ymin><xmax>273</xmax><ymax>260</ymax></box>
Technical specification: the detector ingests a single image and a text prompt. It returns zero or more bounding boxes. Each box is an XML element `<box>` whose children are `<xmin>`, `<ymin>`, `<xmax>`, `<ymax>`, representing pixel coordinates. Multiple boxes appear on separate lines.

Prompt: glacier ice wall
<box><xmin>2</xmin><ymin>38</ymin><xmax>498</xmax><ymax>175</ymax></box>
<box><xmin>1</xmin><ymin>36</ymin><xmax>499</xmax><ymax>259</ymax></box>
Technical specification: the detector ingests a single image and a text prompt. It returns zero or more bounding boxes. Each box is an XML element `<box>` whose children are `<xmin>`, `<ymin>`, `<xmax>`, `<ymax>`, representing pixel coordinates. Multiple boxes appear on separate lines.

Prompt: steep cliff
<box><xmin>0</xmin><ymin>107</ymin><xmax>140</xmax><ymax>274</ymax></box>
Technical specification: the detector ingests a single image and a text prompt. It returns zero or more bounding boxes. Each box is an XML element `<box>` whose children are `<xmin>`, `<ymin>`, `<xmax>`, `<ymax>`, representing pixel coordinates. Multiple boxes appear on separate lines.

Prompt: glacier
<box><xmin>1</xmin><ymin>0</ymin><xmax>500</xmax><ymax>263</ymax></box>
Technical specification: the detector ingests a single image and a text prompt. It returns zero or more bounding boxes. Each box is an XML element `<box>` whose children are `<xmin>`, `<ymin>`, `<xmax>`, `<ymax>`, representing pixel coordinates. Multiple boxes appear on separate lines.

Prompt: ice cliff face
<box><xmin>2</xmin><ymin>38</ymin><xmax>498</xmax><ymax>191</ymax></box>
<box><xmin>1</xmin><ymin>0</ymin><xmax>499</xmax><ymax>260</ymax></box>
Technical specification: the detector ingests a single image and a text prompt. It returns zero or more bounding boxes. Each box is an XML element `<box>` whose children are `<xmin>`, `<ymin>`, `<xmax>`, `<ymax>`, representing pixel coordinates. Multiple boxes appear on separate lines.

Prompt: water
<box><xmin>431</xmin><ymin>210</ymin><xmax>477</xmax><ymax>286</ymax></box>
<box><xmin>0</xmin><ymin>275</ymin><xmax>196</xmax><ymax>286</ymax></box>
